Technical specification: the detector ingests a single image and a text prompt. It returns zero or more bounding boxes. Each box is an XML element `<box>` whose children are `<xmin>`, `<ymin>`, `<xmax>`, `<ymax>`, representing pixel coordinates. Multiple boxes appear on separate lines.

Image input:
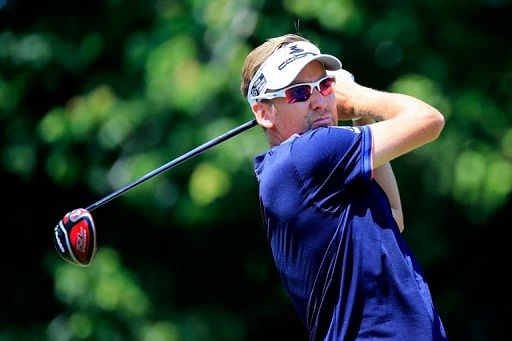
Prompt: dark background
<box><xmin>1</xmin><ymin>0</ymin><xmax>511</xmax><ymax>339</ymax></box>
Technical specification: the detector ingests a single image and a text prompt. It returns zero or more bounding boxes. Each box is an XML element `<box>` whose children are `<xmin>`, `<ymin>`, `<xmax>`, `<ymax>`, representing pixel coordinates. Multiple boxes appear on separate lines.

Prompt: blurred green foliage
<box><xmin>1</xmin><ymin>0</ymin><xmax>511</xmax><ymax>340</ymax></box>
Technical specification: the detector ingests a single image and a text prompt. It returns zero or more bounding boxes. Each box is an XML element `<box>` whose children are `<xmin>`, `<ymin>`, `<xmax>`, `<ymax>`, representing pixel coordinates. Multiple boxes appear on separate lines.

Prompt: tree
<box><xmin>1</xmin><ymin>0</ymin><xmax>510</xmax><ymax>339</ymax></box>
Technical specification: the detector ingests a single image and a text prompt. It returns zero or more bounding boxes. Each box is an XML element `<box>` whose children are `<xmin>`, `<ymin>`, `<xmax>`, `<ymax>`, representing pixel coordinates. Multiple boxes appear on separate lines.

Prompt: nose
<box><xmin>309</xmin><ymin>87</ymin><xmax>327</xmax><ymax>111</ymax></box>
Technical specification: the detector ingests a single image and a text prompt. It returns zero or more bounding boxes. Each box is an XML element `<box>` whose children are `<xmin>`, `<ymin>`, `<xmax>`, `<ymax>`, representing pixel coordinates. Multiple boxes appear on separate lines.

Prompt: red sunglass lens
<box><xmin>283</xmin><ymin>77</ymin><xmax>334</xmax><ymax>103</ymax></box>
<box><xmin>285</xmin><ymin>85</ymin><xmax>311</xmax><ymax>103</ymax></box>
<box><xmin>319</xmin><ymin>78</ymin><xmax>334</xmax><ymax>95</ymax></box>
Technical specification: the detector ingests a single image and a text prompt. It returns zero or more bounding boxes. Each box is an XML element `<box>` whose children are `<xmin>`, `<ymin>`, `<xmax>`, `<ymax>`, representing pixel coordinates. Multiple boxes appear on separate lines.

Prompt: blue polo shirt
<box><xmin>254</xmin><ymin>126</ymin><xmax>447</xmax><ymax>340</ymax></box>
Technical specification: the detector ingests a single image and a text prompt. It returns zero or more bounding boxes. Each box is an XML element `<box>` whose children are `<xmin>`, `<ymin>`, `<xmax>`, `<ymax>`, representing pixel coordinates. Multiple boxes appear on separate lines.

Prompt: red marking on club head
<box><xmin>70</xmin><ymin>219</ymin><xmax>92</xmax><ymax>263</ymax></box>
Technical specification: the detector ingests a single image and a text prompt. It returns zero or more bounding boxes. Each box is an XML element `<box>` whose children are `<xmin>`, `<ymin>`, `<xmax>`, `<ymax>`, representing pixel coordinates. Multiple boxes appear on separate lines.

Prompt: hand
<box><xmin>328</xmin><ymin>69</ymin><xmax>359</xmax><ymax>121</ymax></box>
<box><xmin>328</xmin><ymin>69</ymin><xmax>355</xmax><ymax>83</ymax></box>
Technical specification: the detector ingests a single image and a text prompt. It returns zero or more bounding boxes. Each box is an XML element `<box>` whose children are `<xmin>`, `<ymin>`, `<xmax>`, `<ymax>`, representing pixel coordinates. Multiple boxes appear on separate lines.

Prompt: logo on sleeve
<box><xmin>333</xmin><ymin>126</ymin><xmax>361</xmax><ymax>133</ymax></box>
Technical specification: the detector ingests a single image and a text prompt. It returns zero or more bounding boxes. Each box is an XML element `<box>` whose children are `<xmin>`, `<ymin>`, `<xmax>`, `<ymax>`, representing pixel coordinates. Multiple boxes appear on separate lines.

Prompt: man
<box><xmin>241</xmin><ymin>34</ymin><xmax>447</xmax><ymax>340</ymax></box>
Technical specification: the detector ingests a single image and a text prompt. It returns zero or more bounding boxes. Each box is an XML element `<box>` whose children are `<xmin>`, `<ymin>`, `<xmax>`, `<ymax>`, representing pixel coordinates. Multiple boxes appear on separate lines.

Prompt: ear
<box><xmin>252</xmin><ymin>101</ymin><xmax>274</xmax><ymax>129</ymax></box>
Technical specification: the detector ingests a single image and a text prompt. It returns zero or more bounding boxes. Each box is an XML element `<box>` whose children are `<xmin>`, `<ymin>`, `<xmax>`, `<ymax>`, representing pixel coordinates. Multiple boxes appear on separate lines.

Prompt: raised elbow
<box><xmin>422</xmin><ymin>107</ymin><xmax>444</xmax><ymax>143</ymax></box>
<box><xmin>428</xmin><ymin>108</ymin><xmax>445</xmax><ymax>140</ymax></box>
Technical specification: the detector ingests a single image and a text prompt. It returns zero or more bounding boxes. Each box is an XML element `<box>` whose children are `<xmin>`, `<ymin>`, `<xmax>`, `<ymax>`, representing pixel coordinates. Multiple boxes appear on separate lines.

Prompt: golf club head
<box><xmin>54</xmin><ymin>208</ymin><xmax>97</xmax><ymax>266</ymax></box>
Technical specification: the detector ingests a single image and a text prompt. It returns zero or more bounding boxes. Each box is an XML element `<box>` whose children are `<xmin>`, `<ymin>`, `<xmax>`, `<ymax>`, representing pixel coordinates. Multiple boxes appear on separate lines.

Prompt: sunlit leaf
<box><xmin>189</xmin><ymin>162</ymin><xmax>230</xmax><ymax>205</ymax></box>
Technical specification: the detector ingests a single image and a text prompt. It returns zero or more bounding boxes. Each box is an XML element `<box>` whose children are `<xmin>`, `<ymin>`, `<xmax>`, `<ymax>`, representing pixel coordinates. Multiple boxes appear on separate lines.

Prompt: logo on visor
<box><xmin>289</xmin><ymin>45</ymin><xmax>304</xmax><ymax>54</ymax></box>
<box><xmin>250</xmin><ymin>73</ymin><xmax>267</xmax><ymax>97</ymax></box>
<box><xmin>278</xmin><ymin>44</ymin><xmax>317</xmax><ymax>71</ymax></box>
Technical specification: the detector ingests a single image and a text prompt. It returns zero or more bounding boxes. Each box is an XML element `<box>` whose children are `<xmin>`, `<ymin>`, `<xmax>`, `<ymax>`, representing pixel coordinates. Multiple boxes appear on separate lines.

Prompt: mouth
<box><xmin>312</xmin><ymin>115</ymin><xmax>334</xmax><ymax>127</ymax></box>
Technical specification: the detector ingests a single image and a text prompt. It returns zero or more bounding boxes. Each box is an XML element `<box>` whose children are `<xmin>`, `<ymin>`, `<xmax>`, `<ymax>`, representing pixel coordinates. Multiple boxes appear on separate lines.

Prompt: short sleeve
<box><xmin>290</xmin><ymin>126</ymin><xmax>372</xmax><ymax>212</ymax></box>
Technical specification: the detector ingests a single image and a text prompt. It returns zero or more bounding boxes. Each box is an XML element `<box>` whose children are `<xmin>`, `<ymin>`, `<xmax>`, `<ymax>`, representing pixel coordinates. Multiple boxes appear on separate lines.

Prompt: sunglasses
<box><xmin>253</xmin><ymin>76</ymin><xmax>335</xmax><ymax>104</ymax></box>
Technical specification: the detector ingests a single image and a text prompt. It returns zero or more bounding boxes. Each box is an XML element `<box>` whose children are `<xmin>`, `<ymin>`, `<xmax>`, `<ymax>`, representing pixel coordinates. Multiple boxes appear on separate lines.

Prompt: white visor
<box><xmin>247</xmin><ymin>41</ymin><xmax>342</xmax><ymax>106</ymax></box>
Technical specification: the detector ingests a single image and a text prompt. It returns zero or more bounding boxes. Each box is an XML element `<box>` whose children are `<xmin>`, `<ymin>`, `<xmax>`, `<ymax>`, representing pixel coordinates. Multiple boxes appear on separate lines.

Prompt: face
<box><xmin>253</xmin><ymin>61</ymin><xmax>338</xmax><ymax>145</ymax></box>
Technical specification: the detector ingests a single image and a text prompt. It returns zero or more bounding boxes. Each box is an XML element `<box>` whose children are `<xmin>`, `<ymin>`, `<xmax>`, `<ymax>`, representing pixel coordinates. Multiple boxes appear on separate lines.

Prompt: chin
<box><xmin>311</xmin><ymin>118</ymin><xmax>336</xmax><ymax>129</ymax></box>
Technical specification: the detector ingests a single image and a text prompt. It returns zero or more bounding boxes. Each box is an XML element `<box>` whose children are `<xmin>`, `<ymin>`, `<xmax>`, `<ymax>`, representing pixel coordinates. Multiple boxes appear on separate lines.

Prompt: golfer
<box><xmin>241</xmin><ymin>34</ymin><xmax>447</xmax><ymax>340</ymax></box>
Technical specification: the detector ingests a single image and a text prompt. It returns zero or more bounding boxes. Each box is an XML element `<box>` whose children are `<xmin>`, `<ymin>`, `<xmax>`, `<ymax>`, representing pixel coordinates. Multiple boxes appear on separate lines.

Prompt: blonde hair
<box><xmin>240</xmin><ymin>34</ymin><xmax>309</xmax><ymax>99</ymax></box>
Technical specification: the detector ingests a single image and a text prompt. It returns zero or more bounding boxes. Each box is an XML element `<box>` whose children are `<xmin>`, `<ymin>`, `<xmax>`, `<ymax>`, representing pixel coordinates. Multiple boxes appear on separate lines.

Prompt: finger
<box><xmin>328</xmin><ymin>68</ymin><xmax>355</xmax><ymax>83</ymax></box>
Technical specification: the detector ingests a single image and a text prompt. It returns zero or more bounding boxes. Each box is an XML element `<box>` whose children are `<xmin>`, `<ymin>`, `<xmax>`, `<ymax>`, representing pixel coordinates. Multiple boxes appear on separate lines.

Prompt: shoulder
<box><xmin>288</xmin><ymin>125</ymin><xmax>373</xmax><ymax>172</ymax></box>
<box><xmin>291</xmin><ymin>125</ymin><xmax>370</xmax><ymax>151</ymax></box>
<box><xmin>299</xmin><ymin>125</ymin><xmax>367</xmax><ymax>140</ymax></box>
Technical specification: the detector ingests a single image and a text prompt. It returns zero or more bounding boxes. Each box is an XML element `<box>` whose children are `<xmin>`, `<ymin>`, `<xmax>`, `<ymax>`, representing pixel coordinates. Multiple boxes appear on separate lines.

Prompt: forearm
<box><xmin>353</xmin><ymin>118</ymin><xmax>404</xmax><ymax>232</ymax></box>
<box><xmin>335</xmin><ymin>80</ymin><xmax>436</xmax><ymax>123</ymax></box>
<box><xmin>335</xmin><ymin>79</ymin><xmax>444</xmax><ymax>168</ymax></box>
<box><xmin>372</xmin><ymin>163</ymin><xmax>404</xmax><ymax>232</ymax></box>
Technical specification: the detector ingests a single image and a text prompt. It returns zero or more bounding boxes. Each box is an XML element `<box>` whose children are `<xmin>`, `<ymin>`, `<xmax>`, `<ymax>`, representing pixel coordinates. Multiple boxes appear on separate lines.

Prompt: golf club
<box><xmin>54</xmin><ymin>119</ymin><xmax>258</xmax><ymax>266</ymax></box>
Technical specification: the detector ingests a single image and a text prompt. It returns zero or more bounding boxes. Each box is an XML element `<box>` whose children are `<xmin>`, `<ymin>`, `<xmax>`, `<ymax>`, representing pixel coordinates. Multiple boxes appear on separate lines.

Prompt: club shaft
<box><xmin>86</xmin><ymin>119</ymin><xmax>258</xmax><ymax>212</ymax></box>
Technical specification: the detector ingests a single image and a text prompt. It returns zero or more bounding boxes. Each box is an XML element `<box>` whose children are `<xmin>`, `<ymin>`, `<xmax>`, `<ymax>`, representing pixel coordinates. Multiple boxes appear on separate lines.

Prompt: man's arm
<box><xmin>353</xmin><ymin>117</ymin><xmax>404</xmax><ymax>232</ymax></box>
<box><xmin>372</xmin><ymin>163</ymin><xmax>404</xmax><ymax>232</ymax></box>
<box><xmin>334</xmin><ymin>77</ymin><xmax>444</xmax><ymax>232</ymax></box>
<box><xmin>334</xmin><ymin>79</ymin><xmax>445</xmax><ymax>168</ymax></box>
